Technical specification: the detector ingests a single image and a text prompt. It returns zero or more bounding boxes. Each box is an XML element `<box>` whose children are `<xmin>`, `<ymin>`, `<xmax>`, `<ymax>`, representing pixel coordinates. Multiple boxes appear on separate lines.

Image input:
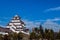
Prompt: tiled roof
<box><xmin>0</xmin><ymin>27</ymin><xmax>12</xmax><ymax>33</ymax></box>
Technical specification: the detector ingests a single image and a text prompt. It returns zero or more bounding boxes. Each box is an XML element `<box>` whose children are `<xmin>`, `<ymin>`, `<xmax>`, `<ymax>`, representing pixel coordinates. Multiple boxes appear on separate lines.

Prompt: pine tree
<box><xmin>0</xmin><ymin>34</ymin><xmax>3</xmax><ymax>40</ymax></box>
<box><xmin>18</xmin><ymin>32</ymin><xmax>23</xmax><ymax>40</ymax></box>
<box><xmin>39</xmin><ymin>25</ymin><xmax>44</xmax><ymax>38</ymax></box>
<box><xmin>56</xmin><ymin>31</ymin><xmax>60</xmax><ymax>39</ymax></box>
<box><xmin>44</xmin><ymin>29</ymin><xmax>54</xmax><ymax>40</ymax></box>
<box><xmin>30</xmin><ymin>32</ymin><xmax>36</xmax><ymax>40</ymax></box>
<box><xmin>13</xmin><ymin>32</ymin><xmax>18</xmax><ymax>40</ymax></box>
<box><xmin>34</xmin><ymin>27</ymin><xmax>38</xmax><ymax>33</ymax></box>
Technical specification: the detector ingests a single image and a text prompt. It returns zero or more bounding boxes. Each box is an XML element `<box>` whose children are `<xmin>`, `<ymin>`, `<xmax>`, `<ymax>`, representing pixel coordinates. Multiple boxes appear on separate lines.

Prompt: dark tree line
<box><xmin>0</xmin><ymin>32</ymin><xmax>23</xmax><ymax>40</ymax></box>
<box><xmin>30</xmin><ymin>25</ymin><xmax>60</xmax><ymax>40</ymax></box>
<box><xmin>0</xmin><ymin>25</ymin><xmax>60</xmax><ymax>40</ymax></box>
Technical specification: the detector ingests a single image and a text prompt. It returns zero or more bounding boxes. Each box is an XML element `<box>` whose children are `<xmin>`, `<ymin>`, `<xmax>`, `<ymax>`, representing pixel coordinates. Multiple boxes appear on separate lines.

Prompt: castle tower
<box><xmin>7</xmin><ymin>15</ymin><xmax>25</xmax><ymax>33</ymax></box>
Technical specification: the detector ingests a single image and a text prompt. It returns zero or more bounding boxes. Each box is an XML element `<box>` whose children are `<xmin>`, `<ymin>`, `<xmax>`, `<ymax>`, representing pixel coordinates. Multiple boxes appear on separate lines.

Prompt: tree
<box><xmin>39</xmin><ymin>25</ymin><xmax>44</xmax><ymax>38</ymax></box>
<box><xmin>34</xmin><ymin>27</ymin><xmax>38</xmax><ymax>33</ymax></box>
<box><xmin>13</xmin><ymin>32</ymin><xmax>18</xmax><ymax>40</ymax></box>
<box><xmin>48</xmin><ymin>29</ymin><xmax>54</xmax><ymax>40</ymax></box>
<box><xmin>4</xmin><ymin>35</ymin><xmax>9</xmax><ymax>40</ymax></box>
<box><xmin>18</xmin><ymin>32</ymin><xmax>23</xmax><ymax>40</ymax></box>
<box><xmin>37</xmin><ymin>33</ymin><xmax>42</xmax><ymax>40</ymax></box>
<box><xmin>0</xmin><ymin>34</ymin><xmax>3</xmax><ymax>40</ymax></box>
<box><xmin>44</xmin><ymin>29</ymin><xmax>49</xmax><ymax>39</ymax></box>
<box><xmin>44</xmin><ymin>29</ymin><xmax>54</xmax><ymax>40</ymax></box>
<box><xmin>30</xmin><ymin>32</ymin><xmax>36</xmax><ymax>40</ymax></box>
<box><xmin>56</xmin><ymin>31</ymin><xmax>60</xmax><ymax>39</ymax></box>
<box><xmin>8</xmin><ymin>33</ymin><xmax>14</xmax><ymax>40</ymax></box>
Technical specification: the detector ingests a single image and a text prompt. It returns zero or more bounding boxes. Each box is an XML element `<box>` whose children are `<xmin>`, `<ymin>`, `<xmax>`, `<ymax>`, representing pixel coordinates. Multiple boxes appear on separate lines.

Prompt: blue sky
<box><xmin>0</xmin><ymin>0</ymin><xmax>60</xmax><ymax>32</ymax></box>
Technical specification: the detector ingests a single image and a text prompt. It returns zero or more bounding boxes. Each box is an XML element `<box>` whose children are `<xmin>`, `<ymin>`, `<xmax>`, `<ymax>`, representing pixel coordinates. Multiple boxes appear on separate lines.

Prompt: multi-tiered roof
<box><xmin>7</xmin><ymin>15</ymin><xmax>25</xmax><ymax>33</ymax></box>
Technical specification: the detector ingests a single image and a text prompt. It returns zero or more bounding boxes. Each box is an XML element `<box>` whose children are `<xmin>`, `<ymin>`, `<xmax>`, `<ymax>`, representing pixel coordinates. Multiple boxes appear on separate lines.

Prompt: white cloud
<box><xmin>46</xmin><ymin>18</ymin><xmax>60</xmax><ymax>21</ymax></box>
<box><xmin>22</xmin><ymin>19</ymin><xmax>41</xmax><ymax>30</ymax></box>
<box><xmin>22</xmin><ymin>18</ymin><xmax>60</xmax><ymax>29</ymax></box>
<box><xmin>22</xmin><ymin>18</ymin><xmax>60</xmax><ymax>32</ymax></box>
<box><xmin>42</xmin><ymin>18</ymin><xmax>60</xmax><ymax>32</ymax></box>
<box><xmin>42</xmin><ymin>20</ymin><xmax>60</xmax><ymax>32</ymax></box>
<box><xmin>44</xmin><ymin>7</ymin><xmax>60</xmax><ymax>12</ymax></box>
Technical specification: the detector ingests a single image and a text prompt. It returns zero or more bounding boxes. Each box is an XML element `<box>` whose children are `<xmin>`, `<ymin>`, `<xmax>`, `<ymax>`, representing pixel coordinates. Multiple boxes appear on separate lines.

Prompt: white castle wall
<box><xmin>6</xmin><ymin>15</ymin><xmax>29</xmax><ymax>35</ymax></box>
